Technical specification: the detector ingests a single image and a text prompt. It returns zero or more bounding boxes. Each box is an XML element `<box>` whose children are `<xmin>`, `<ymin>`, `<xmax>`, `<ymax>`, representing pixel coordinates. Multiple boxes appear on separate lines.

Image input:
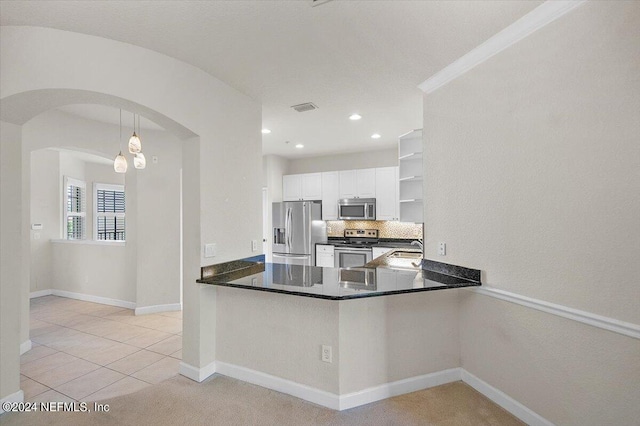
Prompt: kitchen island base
<box><xmin>207</xmin><ymin>286</ymin><xmax>461</xmax><ymax>410</ymax></box>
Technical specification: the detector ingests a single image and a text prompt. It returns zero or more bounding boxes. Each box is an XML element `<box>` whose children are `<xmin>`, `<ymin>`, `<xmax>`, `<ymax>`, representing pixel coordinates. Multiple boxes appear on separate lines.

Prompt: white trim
<box><xmin>135</xmin><ymin>303</ymin><xmax>182</xmax><ymax>316</ymax></box>
<box><xmin>470</xmin><ymin>286</ymin><xmax>640</xmax><ymax>340</ymax></box>
<box><xmin>461</xmin><ymin>369</ymin><xmax>553</xmax><ymax>426</ymax></box>
<box><xmin>30</xmin><ymin>289</ymin><xmax>53</xmax><ymax>299</ymax></box>
<box><xmin>418</xmin><ymin>0</ymin><xmax>587</xmax><ymax>94</ymax></box>
<box><xmin>179</xmin><ymin>361</ymin><xmax>217</xmax><ymax>383</ymax></box>
<box><xmin>178</xmin><ymin>361</ymin><xmax>551</xmax><ymax>422</ymax></box>
<box><xmin>48</xmin><ymin>289</ymin><xmax>135</xmax><ymax>310</ymax></box>
<box><xmin>0</xmin><ymin>390</ymin><xmax>24</xmax><ymax>414</ymax></box>
<box><xmin>20</xmin><ymin>340</ymin><xmax>32</xmax><ymax>355</ymax></box>
<box><xmin>215</xmin><ymin>361</ymin><xmax>340</xmax><ymax>410</ymax></box>
<box><xmin>50</xmin><ymin>239</ymin><xmax>125</xmax><ymax>247</ymax></box>
<box><xmin>338</xmin><ymin>368</ymin><xmax>461</xmax><ymax>410</ymax></box>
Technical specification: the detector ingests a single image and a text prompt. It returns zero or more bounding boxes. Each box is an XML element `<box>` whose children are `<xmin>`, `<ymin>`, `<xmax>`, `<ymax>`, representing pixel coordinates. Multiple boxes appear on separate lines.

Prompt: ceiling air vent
<box><xmin>291</xmin><ymin>102</ymin><xmax>319</xmax><ymax>113</ymax></box>
<box><xmin>310</xmin><ymin>0</ymin><xmax>334</xmax><ymax>7</ymax></box>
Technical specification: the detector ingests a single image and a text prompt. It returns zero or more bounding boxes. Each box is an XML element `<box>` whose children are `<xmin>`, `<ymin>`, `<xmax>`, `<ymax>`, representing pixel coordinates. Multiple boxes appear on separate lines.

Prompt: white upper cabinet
<box><xmin>302</xmin><ymin>173</ymin><xmax>322</xmax><ymax>200</ymax></box>
<box><xmin>355</xmin><ymin>168</ymin><xmax>376</xmax><ymax>198</ymax></box>
<box><xmin>283</xmin><ymin>174</ymin><xmax>302</xmax><ymax>201</ymax></box>
<box><xmin>283</xmin><ymin>173</ymin><xmax>322</xmax><ymax>201</ymax></box>
<box><xmin>321</xmin><ymin>172</ymin><xmax>339</xmax><ymax>220</ymax></box>
<box><xmin>338</xmin><ymin>170</ymin><xmax>357</xmax><ymax>199</ymax></box>
<box><xmin>339</xmin><ymin>168</ymin><xmax>376</xmax><ymax>199</ymax></box>
<box><xmin>375</xmin><ymin>167</ymin><xmax>399</xmax><ymax>221</ymax></box>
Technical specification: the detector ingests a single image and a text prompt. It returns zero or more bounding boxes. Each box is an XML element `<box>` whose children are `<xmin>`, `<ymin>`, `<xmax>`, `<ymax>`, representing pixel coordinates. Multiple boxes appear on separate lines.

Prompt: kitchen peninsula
<box><xmin>197</xmin><ymin>251</ymin><xmax>480</xmax><ymax>299</ymax></box>
<box><xmin>196</xmin><ymin>251</ymin><xmax>481</xmax><ymax>410</ymax></box>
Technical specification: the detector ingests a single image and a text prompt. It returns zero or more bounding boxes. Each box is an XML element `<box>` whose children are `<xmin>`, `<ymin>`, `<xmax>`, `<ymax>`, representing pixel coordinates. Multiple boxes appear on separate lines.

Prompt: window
<box><xmin>94</xmin><ymin>183</ymin><xmax>126</xmax><ymax>241</ymax></box>
<box><xmin>64</xmin><ymin>177</ymin><xmax>86</xmax><ymax>240</ymax></box>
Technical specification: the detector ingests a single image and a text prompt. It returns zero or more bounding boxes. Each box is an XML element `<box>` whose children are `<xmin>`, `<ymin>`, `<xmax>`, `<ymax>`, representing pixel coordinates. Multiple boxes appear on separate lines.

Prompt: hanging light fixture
<box><xmin>114</xmin><ymin>109</ymin><xmax>128</xmax><ymax>173</ymax></box>
<box><xmin>128</xmin><ymin>113</ymin><xmax>142</xmax><ymax>153</ymax></box>
<box><xmin>133</xmin><ymin>114</ymin><xmax>146</xmax><ymax>169</ymax></box>
<box><xmin>134</xmin><ymin>152</ymin><xmax>146</xmax><ymax>169</ymax></box>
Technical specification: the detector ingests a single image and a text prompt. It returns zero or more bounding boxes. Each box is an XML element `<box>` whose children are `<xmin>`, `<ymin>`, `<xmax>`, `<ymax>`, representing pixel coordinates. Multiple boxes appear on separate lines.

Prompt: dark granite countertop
<box><xmin>197</xmin><ymin>254</ymin><xmax>480</xmax><ymax>300</ymax></box>
<box><xmin>322</xmin><ymin>238</ymin><xmax>418</xmax><ymax>249</ymax></box>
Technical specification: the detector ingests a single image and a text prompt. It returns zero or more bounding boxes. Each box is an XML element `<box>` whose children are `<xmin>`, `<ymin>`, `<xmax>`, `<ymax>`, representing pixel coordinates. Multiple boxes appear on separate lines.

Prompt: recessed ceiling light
<box><xmin>295</xmin><ymin>144</ymin><xmax>304</xmax><ymax>149</ymax></box>
<box><xmin>261</xmin><ymin>128</ymin><xmax>271</xmax><ymax>134</ymax></box>
<box><xmin>349</xmin><ymin>114</ymin><xmax>362</xmax><ymax>121</ymax></box>
<box><xmin>371</xmin><ymin>133</ymin><xmax>381</xmax><ymax>139</ymax></box>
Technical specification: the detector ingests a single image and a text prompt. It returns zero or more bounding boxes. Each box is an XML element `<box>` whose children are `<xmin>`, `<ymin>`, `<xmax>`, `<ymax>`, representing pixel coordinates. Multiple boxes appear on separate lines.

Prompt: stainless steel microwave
<box><xmin>338</xmin><ymin>198</ymin><xmax>376</xmax><ymax>221</ymax></box>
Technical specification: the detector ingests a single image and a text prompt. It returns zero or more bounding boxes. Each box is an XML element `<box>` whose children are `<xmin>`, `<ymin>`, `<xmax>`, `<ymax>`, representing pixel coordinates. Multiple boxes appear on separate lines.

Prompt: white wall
<box><xmin>287</xmin><ymin>147</ymin><xmax>397</xmax><ymax>174</ymax></box>
<box><xmin>0</xmin><ymin>121</ymin><xmax>23</xmax><ymax>402</ymax></box>
<box><xmin>423</xmin><ymin>2</ymin><xmax>640</xmax><ymax>424</ymax></box>
<box><xmin>1</xmin><ymin>25</ymin><xmax>262</xmax><ymax>402</ymax></box>
<box><xmin>262</xmin><ymin>155</ymin><xmax>289</xmax><ymax>261</ymax></box>
<box><xmin>25</xmin><ymin>111</ymin><xmax>181</xmax><ymax>307</ymax></box>
<box><xmin>338</xmin><ymin>290</ymin><xmax>459</xmax><ymax>394</ymax></box>
<box><xmin>30</xmin><ymin>149</ymin><xmax>60</xmax><ymax>292</ymax></box>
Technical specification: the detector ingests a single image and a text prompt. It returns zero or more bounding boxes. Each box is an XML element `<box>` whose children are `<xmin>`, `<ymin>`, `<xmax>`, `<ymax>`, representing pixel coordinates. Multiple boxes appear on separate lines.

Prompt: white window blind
<box><xmin>94</xmin><ymin>183</ymin><xmax>125</xmax><ymax>241</ymax></box>
<box><xmin>64</xmin><ymin>177</ymin><xmax>86</xmax><ymax>240</ymax></box>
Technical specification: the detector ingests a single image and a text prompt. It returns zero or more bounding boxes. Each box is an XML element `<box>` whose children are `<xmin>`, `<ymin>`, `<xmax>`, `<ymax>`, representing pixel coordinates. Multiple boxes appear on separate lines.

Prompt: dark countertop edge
<box><xmin>325</xmin><ymin>238</ymin><xmax>417</xmax><ymax>245</ymax></box>
<box><xmin>421</xmin><ymin>259</ymin><xmax>481</xmax><ymax>283</ymax></box>
<box><xmin>195</xmin><ymin>280</ymin><xmax>480</xmax><ymax>300</ymax></box>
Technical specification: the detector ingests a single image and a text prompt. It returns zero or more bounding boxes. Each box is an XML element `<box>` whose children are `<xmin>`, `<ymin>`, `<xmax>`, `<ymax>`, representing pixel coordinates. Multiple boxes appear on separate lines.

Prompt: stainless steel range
<box><xmin>333</xmin><ymin>229</ymin><xmax>378</xmax><ymax>268</ymax></box>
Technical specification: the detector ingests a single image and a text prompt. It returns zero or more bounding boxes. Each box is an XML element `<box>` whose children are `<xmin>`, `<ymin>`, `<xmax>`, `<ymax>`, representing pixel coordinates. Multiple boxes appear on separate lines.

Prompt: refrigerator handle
<box><xmin>286</xmin><ymin>207</ymin><xmax>292</xmax><ymax>248</ymax></box>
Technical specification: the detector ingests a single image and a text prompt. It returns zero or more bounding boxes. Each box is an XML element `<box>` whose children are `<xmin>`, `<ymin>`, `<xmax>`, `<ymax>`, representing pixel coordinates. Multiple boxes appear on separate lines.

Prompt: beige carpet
<box><xmin>1</xmin><ymin>374</ymin><xmax>523</xmax><ymax>426</ymax></box>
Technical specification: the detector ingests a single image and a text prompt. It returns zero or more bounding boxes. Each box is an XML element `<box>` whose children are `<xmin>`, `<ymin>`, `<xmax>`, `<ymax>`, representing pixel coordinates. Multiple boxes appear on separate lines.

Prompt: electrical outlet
<box><xmin>251</xmin><ymin>277</ymin><xmax>257</xmax><ymax>286</ymax></box>
<box><xmin>321</xmin><ymin>345</ymin><xmax>332</xmax><ymax>363</ymax></box>
<box><xmin>251</xmin><ymin>240</ymin><xmax>258</xmax><ymax>252</ymax></box>
<box><xmin>438</xmin><ymin>242</ymin><xmax>446</xmax><ymax>256</ymax></box>
<box><xmin>205</xmin><ymin>243</ymin><xmax>217</xmax><ymax>258</ymax></box>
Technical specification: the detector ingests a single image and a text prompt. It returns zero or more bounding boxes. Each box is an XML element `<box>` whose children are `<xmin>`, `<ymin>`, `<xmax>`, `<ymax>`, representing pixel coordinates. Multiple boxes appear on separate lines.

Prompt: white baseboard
<box><xmin>135</xmin><ymin>303</ymin><xmax>182</xmax><ymax>316</ymax></box>
<box><xmin>216</xmin><ymin>361</ymin><xmax>340</xmax><ymax>410</ymax></box>
<box><xmin>461</xmin><ymin>369</ymin><xmax>553</xmax><ymax>426</ymax></box>
<box><xmin>179</xmin><ymin>359</ymin><xmax>549</xmax><ymax>422</ymax></box>
<box><xmin>179</xmin><ymin>360</ymin><xmax>217</xmax><ymax>383</ymax></box>
<box><xmin>30</xmin><ymin>289</ymin><xmax>53</xmax><ymax>298</ymax></box>
<box><xmin>20</xmin><ymin>340</ymin><xmax>32</xmax><ymax>355</ymax></box>
<box><xmin>0</xmin><ymin>390</ymin><xmax>24</xmax><ymax>415</ymax></box>
<box><xmin>30</xmin><ymin>289</ymin><xmax>136</xmax><ymax>310</ymax></box>
<box><xmin>339</xmin><ymin>368</ymin><xmax>462</xmax><ymax>410</ymax></box>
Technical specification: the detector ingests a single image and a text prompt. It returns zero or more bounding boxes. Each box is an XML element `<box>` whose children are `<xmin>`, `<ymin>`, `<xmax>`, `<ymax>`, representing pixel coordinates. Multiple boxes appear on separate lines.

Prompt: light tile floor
<box><xmin>21</xmin><ymin>295</ymin><xmax>182</xmax><ymax>402</ymax></box>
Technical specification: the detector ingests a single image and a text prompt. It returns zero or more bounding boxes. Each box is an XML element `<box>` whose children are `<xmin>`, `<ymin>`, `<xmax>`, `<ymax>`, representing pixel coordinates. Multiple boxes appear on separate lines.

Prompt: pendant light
<box><xmin>114</xmin><ymin>109</ymin><xmax>128</xmax><ymax>173</ymax></box>
<box><xmin>133</xmin><ymin>114</ymin><xmax>146</xmax><ymax>169</ymax></box>
<box><xmin>128</xmin><ymin>113</ymin><xmax>142</xmax><ymax>153</ymax></box>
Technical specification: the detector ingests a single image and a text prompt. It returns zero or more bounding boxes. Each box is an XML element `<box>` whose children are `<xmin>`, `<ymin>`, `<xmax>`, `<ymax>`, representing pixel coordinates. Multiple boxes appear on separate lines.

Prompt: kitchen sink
<box><xmin>387</xmin><ymin>250</ymin><xmax>422</xmax><ymax>259</ymax></box>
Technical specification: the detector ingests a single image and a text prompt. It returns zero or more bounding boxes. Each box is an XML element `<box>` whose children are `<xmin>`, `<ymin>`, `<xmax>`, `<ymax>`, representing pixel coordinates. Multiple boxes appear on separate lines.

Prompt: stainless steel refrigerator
<box><xmin>272</xmin><ymin>201</ymin><xmax>326</xmax><ymax>266</ymax></box>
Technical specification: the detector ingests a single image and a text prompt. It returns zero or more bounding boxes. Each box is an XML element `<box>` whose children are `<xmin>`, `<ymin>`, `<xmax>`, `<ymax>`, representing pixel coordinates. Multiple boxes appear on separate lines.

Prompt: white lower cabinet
<box><xmin>372</xmin><ymin>246</ymin><xmax>394</xmax><ymax>260</ymax></box>
<box><xmin>316</xmin><ymin>244</ymin><xmax>335</xmax><ymax>267</ymax></box>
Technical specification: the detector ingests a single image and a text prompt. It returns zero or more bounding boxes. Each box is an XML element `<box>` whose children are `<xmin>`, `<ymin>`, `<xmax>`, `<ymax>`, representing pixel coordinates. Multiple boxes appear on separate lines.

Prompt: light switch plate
<box><xmin>205</xmin><ymin>243</ymin><xmax>217</xmax><ymax>258</ymax></box>
<box><xmin>251</xmin><ymin>240</ymin><xmax>258</xmax><ymax>252</ymax></box>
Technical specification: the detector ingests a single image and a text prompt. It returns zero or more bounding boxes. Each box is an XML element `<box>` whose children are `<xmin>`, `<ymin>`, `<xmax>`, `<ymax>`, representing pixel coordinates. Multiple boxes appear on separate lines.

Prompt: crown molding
<box><xmin>418</xmin><ymin>0</ymin><xmax>587</xmax><ymax>94</ymax></box>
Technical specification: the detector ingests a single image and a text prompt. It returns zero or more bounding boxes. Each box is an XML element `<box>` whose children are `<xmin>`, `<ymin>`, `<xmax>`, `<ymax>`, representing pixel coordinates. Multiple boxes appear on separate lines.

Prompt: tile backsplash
<box><xmin>326</xmin><ymin>221</ymin><xmax>423</xmax><ymax>239</ymax></box>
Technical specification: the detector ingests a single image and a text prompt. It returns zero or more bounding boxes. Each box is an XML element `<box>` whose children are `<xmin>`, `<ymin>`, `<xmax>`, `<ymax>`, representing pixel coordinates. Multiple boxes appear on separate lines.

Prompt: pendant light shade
<box><xmin>133</xmin><ymin>152</ymin><xmax>146</xmax><ymax>169</ymax></box>
<box><xmin>128</xmin><ymin>132</ymin><xmax>142</xmax><ymax>153</ymax></box>
<box><xmin>114</xmin><ymin>151</ymin><xmax>128</xmax><ymax>173</ymax></box>
<box><xmin>128</xmin><ymin>114</ymin><xmax>142</xmax><ymax>153</ymax></box>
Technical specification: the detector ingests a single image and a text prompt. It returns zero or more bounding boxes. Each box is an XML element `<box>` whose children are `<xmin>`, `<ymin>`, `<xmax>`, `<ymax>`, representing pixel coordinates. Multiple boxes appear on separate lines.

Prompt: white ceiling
<box><xmin>57</xmin><ymin>105</ymin><xmax>165</xmax><ymax>131</ymax></box>
<box><xmin>0</xmin><ymin>1</ymin><xmax>542</xmax><ymax>159</ymax></box>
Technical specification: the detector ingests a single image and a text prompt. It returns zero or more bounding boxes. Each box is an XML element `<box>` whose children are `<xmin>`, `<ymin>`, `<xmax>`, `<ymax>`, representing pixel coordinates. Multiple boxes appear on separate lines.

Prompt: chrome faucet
<box><xmin>411</xmin><ymin>240</ymin><xmax>423</xmax><ymax>250</ymax></box>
